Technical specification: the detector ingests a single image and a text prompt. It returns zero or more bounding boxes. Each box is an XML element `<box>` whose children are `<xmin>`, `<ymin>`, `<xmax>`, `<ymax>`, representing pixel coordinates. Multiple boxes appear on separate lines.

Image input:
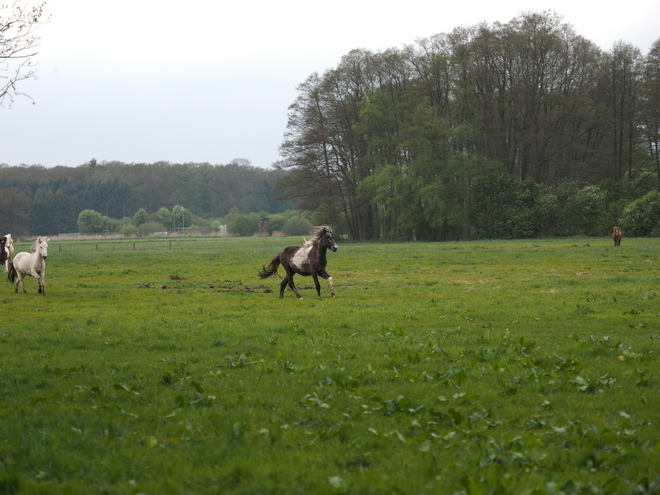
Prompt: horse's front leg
<box><xmin>312</xmin><ymin>274</ymin><xmax>322</xmax><ymax>300</ymax></box>
<box><xmin>31</xmin><ymin>270</ymin><xmax>45</xmax><ymax>295</ymax></box>
<box><xmin>319</xmin><ymin>270</ymin><xmax>336</xmax><ymax>298</ymax></box>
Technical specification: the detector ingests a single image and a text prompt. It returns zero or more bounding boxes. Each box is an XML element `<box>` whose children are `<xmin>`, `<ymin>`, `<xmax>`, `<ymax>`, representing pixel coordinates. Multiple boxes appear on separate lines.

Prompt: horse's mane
<box><xmin>303</xmin><ymin>226</ymin><xmax>331</xmax><ymax>248</ymax></box>
<box><xmin>29</xmin><ymin>236</ymin><xmax>48</xmax><ymax>253</ymax></box>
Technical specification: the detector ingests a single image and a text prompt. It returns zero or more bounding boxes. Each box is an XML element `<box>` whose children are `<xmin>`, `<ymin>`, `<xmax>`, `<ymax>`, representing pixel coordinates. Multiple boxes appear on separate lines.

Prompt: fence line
<box><xmin>10</xmin><ymin>235</ymin><xmax>303</xmax><ymax>255</ymax></box>
<box><xmin>14</xmin><ymin>237</ymin><xmax>236</xmax><ymax>253</ymax></box>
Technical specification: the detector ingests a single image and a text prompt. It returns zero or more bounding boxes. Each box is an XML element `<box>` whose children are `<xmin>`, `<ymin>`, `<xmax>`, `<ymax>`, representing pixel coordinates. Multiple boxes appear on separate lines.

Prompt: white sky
<box><xmin>1</xmin><ymin>0</ymin><xmax>659</xmax><ymax>169</ymax></box>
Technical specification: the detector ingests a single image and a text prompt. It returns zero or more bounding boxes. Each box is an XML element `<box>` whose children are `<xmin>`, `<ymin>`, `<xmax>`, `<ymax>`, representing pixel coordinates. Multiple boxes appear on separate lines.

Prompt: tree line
<box><xmin>277</xmin><ymin>11</ymin><xmax>660</xmax><ymax>240</ymax></box>
<box><xmin>0</xmin><ymin>160</ymin><xmax>293</xmax><ymax>237</ymax></box>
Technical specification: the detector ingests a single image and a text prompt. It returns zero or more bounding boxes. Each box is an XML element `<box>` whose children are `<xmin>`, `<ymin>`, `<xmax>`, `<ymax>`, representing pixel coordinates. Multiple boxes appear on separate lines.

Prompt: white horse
<box><xmin>8</xmin><ymin>236</ymin><xmax>50</xmax><ymax>295</ymax></box>
<box><xmin>2</xmin><ymin>234</ymin><xmax>14</xmax><ymax>272</ymax></box>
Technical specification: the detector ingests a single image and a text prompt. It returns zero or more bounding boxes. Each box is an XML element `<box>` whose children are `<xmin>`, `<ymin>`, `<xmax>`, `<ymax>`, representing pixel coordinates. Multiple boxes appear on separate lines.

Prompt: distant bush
<box><xmin>267</xmin><ymin>215</ymin><xmax>287</xmax><ymax>232</ymax></box>
<box><xmin>552</xmin><ymin>183</ymin><xmax>608</xmax><ymax>236</ymax></box>
<box><xmin>620</xmin><ymin>190</ymin><xmax>660</xmax><ymax>237</ymax></box>
<box><xmin>133</xmin><ymin>208</ymin><xmax>147</xmax><ymax>226</ymax></box>
<box><xmin>229</xmin><ymin>215</ymin><xmax>257</xmax><ymax>236</ymax></box>
<box><xmin>470</xmin><ymin>174</ymin><xmax>540</xmax><ymax>239</ymax></box>
<box><xmin>157</xmin><ymin>207</ymin><xmax>172</xmax><ymax>228</ymax></box>
<box><xmin>282</xmin><ymin>217</ymin><xmax>312</xmax><ymax>236</ymax></box>
<box><xmin>106</xmin><ymin>217</ymin><xmax>124</xmax><ymax>233</ymax></box>
<box><xmin>137</xmin><ymin>222</ymin><xmax>165</xmax><ymax>236</ymax></box>
<box><xmin>120</xmin><ymin>224</ymin><xmax>138</xmax><ymax>237</ymax></box>
<box><xmin>77</xmin><ymin>209</ymin><xmax>108</xmax><ymax>233</ymax></box>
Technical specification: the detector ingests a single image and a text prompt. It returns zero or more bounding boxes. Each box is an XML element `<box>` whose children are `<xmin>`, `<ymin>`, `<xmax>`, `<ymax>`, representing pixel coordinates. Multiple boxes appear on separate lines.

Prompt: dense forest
<box><xmin>0</xmin><ymin>160</ymin><xmax>293</xmax><ymax>237</ymax></box>
<box><xmin>3</xmin><ymin>11</ymin><xmax>660</xmax><ymax>241</ymax></box>
<box><xmin>277</xmin><ymin>12</ymin><xmax>660</xmax><ymax>240</ymax></box>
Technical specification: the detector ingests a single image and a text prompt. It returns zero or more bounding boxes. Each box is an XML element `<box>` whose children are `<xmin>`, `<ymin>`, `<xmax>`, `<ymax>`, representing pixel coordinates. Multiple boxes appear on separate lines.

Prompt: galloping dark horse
<box><xmin>258</xmin><ymin>226</ymin><xmax>338</xmax><ymax>300</ymax></box>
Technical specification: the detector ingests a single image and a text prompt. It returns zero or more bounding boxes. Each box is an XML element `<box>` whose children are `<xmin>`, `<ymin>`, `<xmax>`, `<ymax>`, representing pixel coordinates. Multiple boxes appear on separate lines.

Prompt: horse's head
<box><xmin>35</xmin><ymin>236</ymin><xmax>50</xmax><ymax>260</ymax></box>
<box><xmin>317</xmin><ymin>226</ymin><xmax>338</xmax><ymax>252</ymax></box>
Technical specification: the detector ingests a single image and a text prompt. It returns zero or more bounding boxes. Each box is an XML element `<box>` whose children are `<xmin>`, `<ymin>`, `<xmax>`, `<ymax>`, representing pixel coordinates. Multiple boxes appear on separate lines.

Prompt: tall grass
<box><xmin>0</xmin><ymin>236</ymin><xmax>658</xmax><ymax>494</ymax></box>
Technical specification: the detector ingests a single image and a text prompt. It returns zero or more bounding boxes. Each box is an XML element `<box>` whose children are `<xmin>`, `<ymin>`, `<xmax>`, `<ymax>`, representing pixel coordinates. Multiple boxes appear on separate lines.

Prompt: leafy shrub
<box><xmin>120</xmin><ymin>224</ymin><xmax>138</xmax><ymax>237</ymax></box>
<box><xmin>77</xmin><ymin>209</ymin><xmax>108</xmax><ymax>233</ymax></box>
<box><xmin>620</xmin><ymin>190</ymin><xmax>660</xmax><ymax>237</ymax></box>
<box><xmin>267</xmin><ymin>214</ymin><xmax>287</xmax><ymax>232</ymax></box>
<box><xmin>157</xmin><ymin>207</ymin><xmax>172</xmax><ymax>228</ymax></box>
<box><xmin>470</xmin><ymin>174</ymin><xmax>540</xmax><ymax>239</ymax></box>
<box><xmin>137</xmin><ymin>222</ymin><xmax>165</xmax><ymax>236</ymax></box>
<box><xmin>229</xmin><ymin>215</ymin><xmax>257</xmax><ymax>236</ymax></box>
<box><xmin>132</xmin><ymin>208</ymin><xmax>147</xmax><ymax>226</ymax></box>
<box><xmin>282</xmin><ymin>216</ymin><xmax>312</xmax><ymax>236</ymax></box>
<box><xmin>535</xmin><ymin>190</ymin><xmax>561</xmax><ymax>236</ymax></box>
<box><xmin>106</xmin><ymin>217</ymin><xmax>124</xmax><ymax>233</ymax></box>
<box><xmin>474</xmin><ymin>178</ymin><xmax>612</xmax><ymax>238</ymax></box>
<box><xmin>553</xmin><ymin>183</ymin><xmax>608</xmax><ymax>236</ymax></box>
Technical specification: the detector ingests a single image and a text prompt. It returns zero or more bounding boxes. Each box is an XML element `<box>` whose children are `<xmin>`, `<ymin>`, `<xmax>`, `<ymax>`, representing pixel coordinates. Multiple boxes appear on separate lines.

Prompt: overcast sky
<box><xmin>2</xmin><ymin>0</ymin><xmax>659</xmax><ymax>169</ymax></box>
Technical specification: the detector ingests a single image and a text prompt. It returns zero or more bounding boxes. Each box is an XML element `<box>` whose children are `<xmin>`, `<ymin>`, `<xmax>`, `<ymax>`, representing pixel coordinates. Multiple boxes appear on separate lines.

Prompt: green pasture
<box><xmin>1</xmin><ymin>236</ymin><xmax>659</xmax><ymax>494</ymax></box>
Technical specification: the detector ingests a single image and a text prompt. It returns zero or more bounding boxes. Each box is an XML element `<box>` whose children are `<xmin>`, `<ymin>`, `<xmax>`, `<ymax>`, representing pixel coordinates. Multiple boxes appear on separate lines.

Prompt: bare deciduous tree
<box><xmin>0</xmin><ymin>1</ymin><xmax>48</xmax><ymax>108</ymax></box>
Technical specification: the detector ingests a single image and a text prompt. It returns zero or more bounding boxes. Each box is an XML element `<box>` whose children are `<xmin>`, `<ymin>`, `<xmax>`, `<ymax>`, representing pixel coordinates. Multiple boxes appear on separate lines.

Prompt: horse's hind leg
<box><xmin>280</xmin><ymin>276</ymin><xmax>302</xmax><ymax>299</ymax></box>
<box><xmin>15</xmin><ymin>274</ymin><xmax>26</xmax><ymax>294</ymax></box>
<box><xmin>281</xmin><ymin>267</ymin><xmax>303</xmax><ymax>299</ymax></box>
<box><xmin>287</xmin><ymin>277</ymin><xmax>303</xmax><ymax>300</ymax></box>
<box><xmin>279</xmin><ymin>278</ymin><xmax>288</xmax><ymax>299</ymax></box>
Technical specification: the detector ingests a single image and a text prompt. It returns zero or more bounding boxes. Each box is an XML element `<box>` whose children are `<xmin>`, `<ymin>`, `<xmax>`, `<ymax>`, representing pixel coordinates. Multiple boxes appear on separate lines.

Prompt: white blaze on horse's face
<box><xmin>38</xmin><ymin>237</ymin><xmax>49</xmax><ymax>259</ymax></box>
<box><xmin>327</xmin><ymin>234</ymin><xmax>338</xmax><ymax>252</ymax></box>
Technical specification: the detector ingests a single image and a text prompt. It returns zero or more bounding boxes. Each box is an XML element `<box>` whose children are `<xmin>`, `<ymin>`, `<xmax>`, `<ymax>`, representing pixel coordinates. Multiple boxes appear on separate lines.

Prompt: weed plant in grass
<box><xmin>0</xmin><ymin>237</ymin><xmax>659</xmax><ymax>493</ymax></box>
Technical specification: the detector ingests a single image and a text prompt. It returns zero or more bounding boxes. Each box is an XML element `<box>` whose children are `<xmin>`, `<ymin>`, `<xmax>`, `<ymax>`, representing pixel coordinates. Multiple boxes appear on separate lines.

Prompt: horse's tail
<box><xmin>258</xmin><ymin>254</ymin><xmax>281</xmax><ymax>279</ymax></box>
<box><xmin>7</xmin><ymin>261</ymin><xmax>16</xmax><ymax>283</ymax></box>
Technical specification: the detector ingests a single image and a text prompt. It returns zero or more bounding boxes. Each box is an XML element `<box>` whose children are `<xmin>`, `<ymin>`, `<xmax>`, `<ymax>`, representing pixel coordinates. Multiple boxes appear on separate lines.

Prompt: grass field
<box><xmin>1</xmin><ymin>236</ymin><xmax>659</xmax><ymax>494</ymax></box>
